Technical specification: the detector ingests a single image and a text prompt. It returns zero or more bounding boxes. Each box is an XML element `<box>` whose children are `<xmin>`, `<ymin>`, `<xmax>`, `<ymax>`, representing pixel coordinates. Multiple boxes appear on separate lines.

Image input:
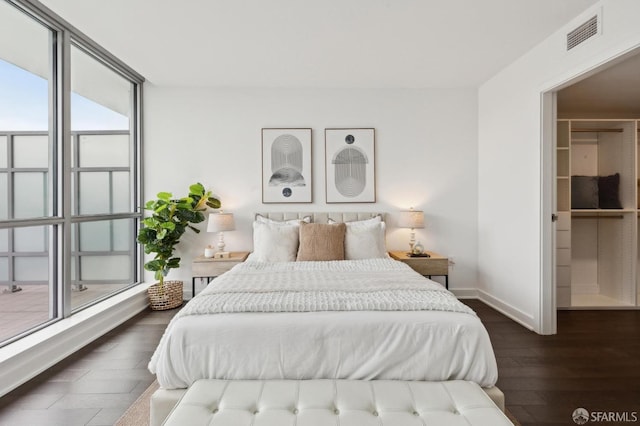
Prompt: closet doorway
<box><xmin>554</xmin><ymin>52</ymin><xmax>640</xmax><ymax>309</ymax></box>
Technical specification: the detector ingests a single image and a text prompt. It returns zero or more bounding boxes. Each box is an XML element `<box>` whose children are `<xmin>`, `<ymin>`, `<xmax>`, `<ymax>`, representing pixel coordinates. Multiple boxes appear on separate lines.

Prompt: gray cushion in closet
<box><xmin>598</xmin><ymin>173</ymin><xmax>622</xmax><ymax>209</ymax></box>
<box><xmin>571</xmin><ymin>176</ymin><xmax>599</xmax><ymax>209</ymax></box>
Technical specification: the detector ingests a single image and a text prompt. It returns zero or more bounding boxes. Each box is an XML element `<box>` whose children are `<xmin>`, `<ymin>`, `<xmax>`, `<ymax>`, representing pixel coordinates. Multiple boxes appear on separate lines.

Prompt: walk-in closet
<box><xmin>556</xmin><ymin>120</ymin><xmax>638</xmax><ymax>307</ymax></box>
<box><xmin>556</xmin><ymin>52</ymin><xmax>640</xmax><ymax>309</ymax></box>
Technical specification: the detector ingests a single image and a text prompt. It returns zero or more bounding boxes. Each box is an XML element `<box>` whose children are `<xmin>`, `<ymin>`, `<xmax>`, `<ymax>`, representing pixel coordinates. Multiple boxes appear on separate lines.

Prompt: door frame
<box><xmin>539</xmin><ymin>46</ymin><xmax>640</xmax><ymax>335</ymax></box>
<box><xmin>540</xmin><ymin>91</ymin><xmax>557</xmax><ymax>335</ymax></box>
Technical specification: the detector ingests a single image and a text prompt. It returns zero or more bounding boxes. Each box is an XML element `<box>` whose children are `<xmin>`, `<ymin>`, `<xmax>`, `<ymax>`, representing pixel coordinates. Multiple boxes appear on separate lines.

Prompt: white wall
<box><xmin>144</xmin><ymin>87</ymin><xmax>478</xmax><ymax>293</ymax></box>
<box><xmin>478</xmin><ymin>0</ymin><xmax>640</xmax><ymax>332</ymax></box>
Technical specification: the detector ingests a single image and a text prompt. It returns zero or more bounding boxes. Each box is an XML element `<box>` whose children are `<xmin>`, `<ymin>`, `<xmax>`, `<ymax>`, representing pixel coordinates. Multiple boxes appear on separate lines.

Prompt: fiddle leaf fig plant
<box><xmin>137</xmin><ymin>182</ymin><xmax>221</xmax><ymax>292</ymax></box>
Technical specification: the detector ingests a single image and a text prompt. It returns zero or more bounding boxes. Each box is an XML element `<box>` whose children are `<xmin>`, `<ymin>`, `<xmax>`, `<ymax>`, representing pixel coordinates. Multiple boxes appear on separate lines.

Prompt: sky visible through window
<box><xmin>0</xmin><ymin>58</ymin><xmax>128</xmax><ymax>131</ymax></box>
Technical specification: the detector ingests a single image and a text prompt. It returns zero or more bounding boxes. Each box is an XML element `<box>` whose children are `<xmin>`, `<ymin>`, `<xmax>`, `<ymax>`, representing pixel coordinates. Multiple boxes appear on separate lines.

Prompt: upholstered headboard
<box><xmin>255</xmin><ymin>212</ymin><xmax>386</xmax><ymax>224</ymax></box>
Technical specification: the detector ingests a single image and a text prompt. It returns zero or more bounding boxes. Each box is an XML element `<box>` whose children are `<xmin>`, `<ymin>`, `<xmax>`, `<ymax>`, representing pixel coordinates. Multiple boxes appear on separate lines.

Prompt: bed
<box><xmin>148</xmin><ymin>212</ymin><xmax>501</xmax><ymax>423</ymax></box>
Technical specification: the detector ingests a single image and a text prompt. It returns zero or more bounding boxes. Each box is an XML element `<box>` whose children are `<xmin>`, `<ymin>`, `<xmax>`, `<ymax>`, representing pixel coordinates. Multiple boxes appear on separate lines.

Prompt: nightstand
<box><xmin>389</xmin><ymin>250</ymin><xmax>449</xmax><ymax>289</ymax></box>
<box><xmin>191</xmin><ymin>251</ymin><xmax>250</xmax><ymax>297</ymax></box>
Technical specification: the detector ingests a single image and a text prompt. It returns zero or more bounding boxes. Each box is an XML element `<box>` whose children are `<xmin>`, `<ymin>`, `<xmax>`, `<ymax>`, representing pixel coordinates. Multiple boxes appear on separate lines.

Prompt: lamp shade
<box><xmin>398</xmin><ymin>209</ymin><xmax>424</xmax><ymax>229</ymax></box>
<box><xmin>207</xmin><ymin>213</ymin><xmax>235</xmax><ymax>233</ymax></box>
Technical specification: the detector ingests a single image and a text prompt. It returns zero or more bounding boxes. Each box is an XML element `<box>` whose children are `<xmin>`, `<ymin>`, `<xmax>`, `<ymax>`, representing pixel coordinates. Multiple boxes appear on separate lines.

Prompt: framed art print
<box><xmin>262</xmin><ymin>128</ymin><xmax>312</xmax><ymax>203</ymax></box>
<box><xmin>325</xmin><ymin>128</ymin><xmax>375</xmax><ymax>203</ymax></box>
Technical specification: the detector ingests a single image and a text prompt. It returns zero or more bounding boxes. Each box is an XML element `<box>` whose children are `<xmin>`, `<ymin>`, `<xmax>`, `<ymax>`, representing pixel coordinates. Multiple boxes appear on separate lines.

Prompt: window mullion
<box><xmin>59</xmin><ymin>29</ymin><xmax>72</xmax><ymax>318</ymax></box>
<box><xmin>7</xmin><ymin>135</ymin><xmax>14</xmax><ymax>220</ymax></box>
<box><xmin>6</xmin><ymin>135</ymin><xmax>16</xmax><ymax>293</ymax></box>
<box><xmin>48</xmin><ymin>28</ymin><xmax>58</xmax><ymax>320</ymax></box>
<box><xmin>134</xmin><ymin>84</ymin><xmax>143</xmax><ymax>285</ymax></box>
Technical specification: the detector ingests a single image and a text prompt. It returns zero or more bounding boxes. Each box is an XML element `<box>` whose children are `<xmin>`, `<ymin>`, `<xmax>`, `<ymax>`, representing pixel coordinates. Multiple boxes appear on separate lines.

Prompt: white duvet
<box><xmin>149</xmin><ymin>259</ymin><xmax>498</xmax><ymax>389</ymax></box>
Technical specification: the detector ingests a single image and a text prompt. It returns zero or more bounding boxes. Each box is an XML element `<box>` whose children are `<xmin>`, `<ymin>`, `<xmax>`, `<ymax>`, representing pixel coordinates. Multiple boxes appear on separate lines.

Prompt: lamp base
<box><xmin>408</xmin><ymin>252</ymin><xmax>431</xmax><ymax>258</ymax></box>
<box><xmin>214</xmin><ymin>251</ymin><xmax>230</xmax><ymax>259</ymax></box>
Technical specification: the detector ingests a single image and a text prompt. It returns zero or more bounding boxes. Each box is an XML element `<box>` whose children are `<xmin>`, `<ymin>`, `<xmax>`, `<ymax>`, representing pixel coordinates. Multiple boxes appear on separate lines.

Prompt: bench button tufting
<box><xmin>373</xmin><ymin>411</ymin><xmax>379</xmax><ymax>417</ymax></box>
<box><xmin>253</xmin><ymin>409</ymin><xmax>259</xmax><ymax>415</ymax></box>
<box><xmin>293</xmin><ymin>408</ymin><xmax>299</xmax><ymax>415</ymax></box>
<box><xmin>413</xmin><ymin>411</ymin><xmax>419</xmax><ymax>416</ymax></box>
<box><xmin>212</xmin><ymin>408</ymin><xmax>218</xmax><ymax>414</ymax></box>
<box><xmin>334</xmin><ymin>408</ymin><xmax>340</xmax><ymax>415</ymax></box>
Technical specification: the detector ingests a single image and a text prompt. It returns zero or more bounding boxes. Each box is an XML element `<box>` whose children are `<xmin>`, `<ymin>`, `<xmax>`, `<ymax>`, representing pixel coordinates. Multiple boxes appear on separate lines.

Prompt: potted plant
<box><xmin>137</xmin><ymin>182</ymin><xmax>221</xmax><ymax>310</ymax></box>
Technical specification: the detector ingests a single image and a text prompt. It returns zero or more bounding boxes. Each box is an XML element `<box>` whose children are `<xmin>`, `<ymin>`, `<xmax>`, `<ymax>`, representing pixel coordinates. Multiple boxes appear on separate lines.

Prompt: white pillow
<box><xmin>327</xmin><ymin>215</ymin><xmax>382</xmax><ymax>226</ymax></box>
<box><xmin>255</xmin><ymin>214</ymin><xmax>311</xmax><ymax>226</ymax></box>
<box><xmin>250</xmin><ymin>220</ymin><xmax>300</xmax><ymax>262</ymax></box>
<box><xmin>328</xmin><ymin>216</ymin><xmax>387</xmax><ymax>260</ymax></box>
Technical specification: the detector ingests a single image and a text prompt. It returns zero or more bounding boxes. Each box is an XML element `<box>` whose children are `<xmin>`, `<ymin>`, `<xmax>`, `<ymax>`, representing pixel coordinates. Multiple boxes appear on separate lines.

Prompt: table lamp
<box><xmin>206</xmin><ymin>212</ymin><xmax>235</xmax><ymax>258</ymax></box>
<box><xmin>398</xmin><ymin>207</ymin><xmax>425</xmax><ymax>253</ymax></box>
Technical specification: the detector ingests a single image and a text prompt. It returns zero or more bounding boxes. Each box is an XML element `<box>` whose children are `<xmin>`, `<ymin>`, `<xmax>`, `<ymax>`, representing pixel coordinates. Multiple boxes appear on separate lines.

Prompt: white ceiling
<box><xmin>40</xmin><ymin>0</ymin><xmax>598</xmax><ymax>88</ymax></box>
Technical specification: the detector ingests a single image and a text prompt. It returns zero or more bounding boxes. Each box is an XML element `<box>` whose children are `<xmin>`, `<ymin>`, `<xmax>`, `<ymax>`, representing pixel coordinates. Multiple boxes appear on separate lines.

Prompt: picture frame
<box><xmin>262</xmin><ymin>128</ymin><xmax>312</xmax><ymax>203</ymax></box>
<box><xmin>325</xmin><ymin>128</ymin><xmax>376</xmax><ymax>203</ymax></box>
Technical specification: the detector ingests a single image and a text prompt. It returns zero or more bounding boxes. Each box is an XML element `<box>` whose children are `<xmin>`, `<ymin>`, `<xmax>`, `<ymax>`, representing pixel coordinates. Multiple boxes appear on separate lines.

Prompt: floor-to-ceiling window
<box><xmin>69</xmin><ymin>45</ymin><xmax>138</xmax><ymax>310</ymax></box>
<box><xmin>0</xmin><ymin>0</ymin><xmax>143</xmax><ymax>345</ymax></box>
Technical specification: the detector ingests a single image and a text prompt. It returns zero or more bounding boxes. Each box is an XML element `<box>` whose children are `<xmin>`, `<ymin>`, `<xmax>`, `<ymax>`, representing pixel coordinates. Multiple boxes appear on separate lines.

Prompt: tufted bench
<box><xmin>162</xmin><ymin>379</ymin><xmax>513</xmax><ymax>426</ymax></box>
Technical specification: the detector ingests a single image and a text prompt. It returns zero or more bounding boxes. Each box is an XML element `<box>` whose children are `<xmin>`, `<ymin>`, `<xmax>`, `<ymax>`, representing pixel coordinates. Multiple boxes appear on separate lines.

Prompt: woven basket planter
<box><xmin>148</xmin><ymin>280</ymin><xmax>183</xmax><ymax>311</ymax></box>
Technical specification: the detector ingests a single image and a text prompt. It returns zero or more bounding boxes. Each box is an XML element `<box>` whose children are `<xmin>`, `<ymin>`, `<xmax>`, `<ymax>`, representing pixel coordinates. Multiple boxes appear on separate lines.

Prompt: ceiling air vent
<box><xmin>567</xmin><ymin>15</ymin><xmax>599</xmax><ymax>51</ymax></box>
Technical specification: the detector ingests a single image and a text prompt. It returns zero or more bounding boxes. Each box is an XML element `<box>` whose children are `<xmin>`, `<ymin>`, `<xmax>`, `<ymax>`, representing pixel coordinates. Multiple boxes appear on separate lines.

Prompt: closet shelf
<box><xmin>571</xmin><ymin>128</ymin><xmax>623</xmax><ymax>133</ymax></box>
<box><xmin>571</xmin><ymin>209</ymin><xmax>635</xmax><ymax>213</ymax></box>
<box><xmin>571</xmin><ymin>209</ymin><xmax>638</xmax><ymax>213</ymax></box>
<box><xmin>572</xmin><ymin>209</ymin><xmax>634</xmax><ymax>219</ymax></box>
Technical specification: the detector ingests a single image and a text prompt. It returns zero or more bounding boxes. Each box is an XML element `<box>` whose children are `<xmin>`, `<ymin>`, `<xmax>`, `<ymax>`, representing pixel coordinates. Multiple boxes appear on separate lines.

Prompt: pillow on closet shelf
<box><xmin>296</xmin><ymin>223</ymin><xmax>346</xmax><ymax>261</ymax></box>
<box><xmin>571</xmin><ymin>176</ymin><xmax>599</xmax><ymax>209</ymax></box>
<box><xmin>598</xmin><ymin>173</ymin><xmax>622</xmax><ymax>209</ymax></box>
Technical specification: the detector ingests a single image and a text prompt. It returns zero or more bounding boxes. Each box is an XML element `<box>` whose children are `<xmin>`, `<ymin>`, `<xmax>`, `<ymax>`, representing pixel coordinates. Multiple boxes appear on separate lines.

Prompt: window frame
<box><xmin>0</xmin><ymin>0</ymin><xmax>144</xmax><ymax>345</ymax></box>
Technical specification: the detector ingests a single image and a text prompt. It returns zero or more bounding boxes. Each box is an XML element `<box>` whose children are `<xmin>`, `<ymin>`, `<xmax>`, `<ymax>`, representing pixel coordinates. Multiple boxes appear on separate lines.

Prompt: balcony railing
<box><xmin>0</xmin><ymin>130</ymin><xmax>139</xmax><ymax>344</ymax></box>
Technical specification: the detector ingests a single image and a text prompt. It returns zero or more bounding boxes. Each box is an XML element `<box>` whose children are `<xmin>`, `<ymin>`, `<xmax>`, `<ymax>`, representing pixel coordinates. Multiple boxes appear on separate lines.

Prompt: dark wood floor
<box><xmin>0</xmin><ymin>300</ymin><xmax>639</xmax><ymax>425</ymax></box>
<box><xmin>466</xmin><ymin>300</ymin><xmax>640</xmax><ymax>426</ymax></box>
<box><xmin>0</xmin><ymin>308</ymin><xmax>177</xmax><ymax>426</ymax></box>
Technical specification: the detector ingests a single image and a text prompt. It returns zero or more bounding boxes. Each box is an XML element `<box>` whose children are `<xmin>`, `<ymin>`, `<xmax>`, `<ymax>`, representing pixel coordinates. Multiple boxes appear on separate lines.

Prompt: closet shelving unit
<box><xmin>556</xmin><ymin>119</ymin><xmax>639</xmax><ymax>309</ymax></box>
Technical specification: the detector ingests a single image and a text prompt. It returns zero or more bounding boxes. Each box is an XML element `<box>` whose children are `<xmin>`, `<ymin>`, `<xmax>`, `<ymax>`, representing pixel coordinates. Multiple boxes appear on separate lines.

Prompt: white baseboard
<box><xmin>453</xmin><ymin>288</ymin><xmax>536</xmax><ymax>331</ymax></box>
<box><xmin>450</xmin><ymin>288</ymin><xmax>479</xmax><ymax>299</ymax></box>
<box><xmin>477</xmin><ymin>289</ymin><xmax>535</xmax><ymax>331</ymax></box>
<box><xmin>0</xmin><ymin>283</ymin><xmax>151</xmax><ymax>397</ymax></box>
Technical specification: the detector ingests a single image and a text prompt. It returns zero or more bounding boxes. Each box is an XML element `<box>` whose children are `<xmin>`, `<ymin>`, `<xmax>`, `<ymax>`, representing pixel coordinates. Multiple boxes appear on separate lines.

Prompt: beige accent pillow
<box><xmin>296</xmin><ymin>223</ymin><xmax>346</xmax><ymax>261</ymax></box>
